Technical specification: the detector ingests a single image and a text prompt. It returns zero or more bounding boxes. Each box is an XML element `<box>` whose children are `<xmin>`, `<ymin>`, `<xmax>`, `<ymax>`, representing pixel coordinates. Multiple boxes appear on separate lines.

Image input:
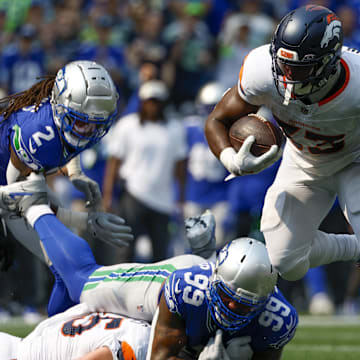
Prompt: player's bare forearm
<box><xmin>150</xmin><ymin>295</ymin><xmax>188</xmax><ymax>360</ymax></box>
<box><xmin>204</xmin><ymin>85</ymin><xmax>258</xmax><ymax>158</ymax></box>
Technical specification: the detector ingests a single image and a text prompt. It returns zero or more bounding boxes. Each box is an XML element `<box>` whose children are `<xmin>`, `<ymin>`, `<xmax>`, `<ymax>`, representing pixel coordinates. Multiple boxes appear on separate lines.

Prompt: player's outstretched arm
<box><xmin>147</xmin><ymin>293</ymin><xmax>188</xmax><ymax>360</ymax></box>
<box><xmin>55</xmin><ymin>206</ymin><xmax>134</xmax><ymax>247</ymax></box>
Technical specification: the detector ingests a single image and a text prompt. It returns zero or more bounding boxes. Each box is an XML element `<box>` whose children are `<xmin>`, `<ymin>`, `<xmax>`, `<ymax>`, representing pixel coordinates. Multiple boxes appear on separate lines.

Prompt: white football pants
<box><xmin>261</xmin><ymin>153</ymin><xmax>360</xmax><ymax>280</ymax></box>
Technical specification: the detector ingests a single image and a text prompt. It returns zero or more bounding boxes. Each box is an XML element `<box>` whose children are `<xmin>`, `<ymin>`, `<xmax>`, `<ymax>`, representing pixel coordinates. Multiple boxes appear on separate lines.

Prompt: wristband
<box><xmin>66</xmin><ymin>156</ymin><xmax>82</xmax><ymax>177</ymax></box>
<box><xmin>219</xmin><ymin>147</ymin><xmax>236</xmax><ymax>172</ymax></box>
<box><xmin>26</xmin><ymin>205</ymin><xmax>54</xmax><ymax>227</ymax></box>
<box><xmin>56</xmin><ymin>207</ymin><xmax>88</xmax><ymax>231</ymax></box>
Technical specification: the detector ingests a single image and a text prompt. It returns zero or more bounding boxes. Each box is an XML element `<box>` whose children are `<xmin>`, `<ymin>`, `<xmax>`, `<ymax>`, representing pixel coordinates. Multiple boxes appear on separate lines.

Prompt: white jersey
<box><xmin>238</xmin><ymin>44</ymin><xmax>360</xmax><ymax>176</ymax></box>
<box><xmin>80</xmin><ymin>254</ymin><xmax>206</xmax><ymax>322</ymax></box>
<box><xmin>105</xmin><ymin>112</ymin><xmax>187</xmax><ymax>213</ymax></box>
<box><xmin>12</xmin><ymin>303</ymin><xmax>150</xmax><ymax>360</ymax></box>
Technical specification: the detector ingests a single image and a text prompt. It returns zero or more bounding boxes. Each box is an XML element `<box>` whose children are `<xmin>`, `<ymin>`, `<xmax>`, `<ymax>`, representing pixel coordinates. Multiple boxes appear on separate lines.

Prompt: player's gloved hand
<box><xmin>198</xmin><ymin>330</ymin><xmax>230</xmax><ymax>360</ymax></box>
<box><xmin>220</xmin><ymin>135</ymin><xmax>282</xmax><ymax>178</ymax></box>
<box><xmin>69</xmin><ymin>173</ymin><xmax>102</xmax><ymax>209</ymax></box>
<box><xmin>226</xmin><ymin>336</ymin><xmax>253</xmax><ymax>360</ymax></box>
<box><xmin>87</xmin><ymin>212</ymin><xmax>134</xmax><ymax>247</ymax></box>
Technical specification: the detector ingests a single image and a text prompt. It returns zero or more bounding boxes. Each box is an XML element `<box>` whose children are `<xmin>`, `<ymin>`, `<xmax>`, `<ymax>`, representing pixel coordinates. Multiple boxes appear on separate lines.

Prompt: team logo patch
<box><xmin>12</xmin><ymin>125</ymin><xmax>42</xmax><ymax>171</ymax></box>
<box><xmin>320</xmin><ymin>18</ymin><xmax>341</xmax><ymax>48</ymax></box>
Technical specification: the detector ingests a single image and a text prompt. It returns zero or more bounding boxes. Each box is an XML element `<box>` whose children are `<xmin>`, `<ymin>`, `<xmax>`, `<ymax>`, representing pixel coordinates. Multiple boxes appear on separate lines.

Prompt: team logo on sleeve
<box><xmin>164</xmin><ymin>278</ymin><xmax>179</xmax><ymax>314</ymax></box>
<box><xmin>12</xmin><ymin>125</ymin><xmax>42</xmax><ymax>171</ymax></box>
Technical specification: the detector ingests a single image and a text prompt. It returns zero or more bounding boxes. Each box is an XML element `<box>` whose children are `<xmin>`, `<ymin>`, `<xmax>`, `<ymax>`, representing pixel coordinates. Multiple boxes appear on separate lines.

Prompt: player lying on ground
<box><xmin>0</xmin><ymin>175</ymin><xmax>298</xmax><ymax>360</ymax></box>
<box><xmin>0</xmin><ymin>302</ymin><xmax>150</xmax><ymax>360</ymax></box>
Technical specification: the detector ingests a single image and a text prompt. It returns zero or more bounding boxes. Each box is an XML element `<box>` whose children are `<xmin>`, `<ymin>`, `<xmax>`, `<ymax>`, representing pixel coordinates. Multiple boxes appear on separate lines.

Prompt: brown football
<box><xmin>229</xmin><ymin>114</ymin><xmax>284</xmax><ymax>156</ymax></box>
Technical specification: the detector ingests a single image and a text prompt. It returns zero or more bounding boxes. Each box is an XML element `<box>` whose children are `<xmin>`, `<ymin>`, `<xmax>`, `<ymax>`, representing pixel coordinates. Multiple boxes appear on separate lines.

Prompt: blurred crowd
<box><xmin>0</xmin><ymin>0</ymin><xmax>360</xmax><ymax>323</ymax></box>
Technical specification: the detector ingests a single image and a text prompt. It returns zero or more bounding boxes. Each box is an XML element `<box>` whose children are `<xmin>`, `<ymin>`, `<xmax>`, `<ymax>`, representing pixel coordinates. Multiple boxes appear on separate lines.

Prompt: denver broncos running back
<box><xmin>205</xmin><ymin>5</ymin><xmax>360</xmax><ymax>282</ymax></box>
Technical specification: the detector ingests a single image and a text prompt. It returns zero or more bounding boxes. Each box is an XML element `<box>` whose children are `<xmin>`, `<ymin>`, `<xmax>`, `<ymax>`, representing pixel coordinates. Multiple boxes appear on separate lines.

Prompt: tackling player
<box><xmin>0</xmin><ymin>175</ymin><xmax>298</xmax><ymax>360</ymax></box>
<box><xmin>0</xmin><ymin>302</ymin><xmax>150</xmax><ymax>360</ymax></box>
<box><xmin>0</xmin><ymin>60</ymin><xmax>133</xmax><ymax>271</ymax></box>
<box><xmin>205</xmin><ymin>5</ymin><xmax>360</xmax><ymax>281</ymax></box>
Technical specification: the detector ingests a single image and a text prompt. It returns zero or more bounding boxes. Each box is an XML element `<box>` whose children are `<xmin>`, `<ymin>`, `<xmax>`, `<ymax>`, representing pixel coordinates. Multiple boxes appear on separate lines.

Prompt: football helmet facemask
<box><xmin>51</xmin><ymin>60</ymin><xmax>118</xmax><ymax>150</ymax></box>
<box><xmin>270</xmin><ymin>5</ymin><xmax>343</xmax><ymax>104</ymax></box>
<box><xmin>207</xmin><ymin>238</ymin><xmax>277</xmax><ymax>331</ymax></box>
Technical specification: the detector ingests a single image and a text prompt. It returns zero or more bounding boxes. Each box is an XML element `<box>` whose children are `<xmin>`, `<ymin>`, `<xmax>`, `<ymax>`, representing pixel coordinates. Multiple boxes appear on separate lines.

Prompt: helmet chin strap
<box><xmin>283</xmin><ymin>84</ymin><xmax>293</xmax><ymax>105</ymax></box>
<box><xmin>298</xmin><ymin>63</ymin><xmax>341</xmax><ymax>105</ymax></box>
<box><xmin>282</xmin><ymin>63</ymin><xmax>341</xmax><ymax>106</ymax></box>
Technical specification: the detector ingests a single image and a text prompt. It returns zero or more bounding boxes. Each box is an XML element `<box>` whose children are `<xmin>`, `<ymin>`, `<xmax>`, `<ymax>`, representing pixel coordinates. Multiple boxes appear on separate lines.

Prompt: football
<box><xmin>229</xmin><ymin>114</ymin><xmax>284</xmax><ymax>156</ymax></box>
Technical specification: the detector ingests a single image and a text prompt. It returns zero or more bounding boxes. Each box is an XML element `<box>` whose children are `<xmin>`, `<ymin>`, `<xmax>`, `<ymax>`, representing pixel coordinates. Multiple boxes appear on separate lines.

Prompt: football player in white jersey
<box><xmin>205</xmin><ymin>4</ymin><xmax>360</xmax><ymax>281</ymax></box>
<box><xmin>0</xmin><ymin>302</ymin><xmax>150</xmax><ymax>360</ymax></box>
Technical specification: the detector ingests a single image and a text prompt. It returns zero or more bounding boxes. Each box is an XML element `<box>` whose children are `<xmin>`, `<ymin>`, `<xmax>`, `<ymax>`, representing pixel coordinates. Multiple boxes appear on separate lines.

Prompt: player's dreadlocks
<box><xmin>0</xmin><ymin>75</ymin><xmax>56</xmax><ymax>121</ymax></box>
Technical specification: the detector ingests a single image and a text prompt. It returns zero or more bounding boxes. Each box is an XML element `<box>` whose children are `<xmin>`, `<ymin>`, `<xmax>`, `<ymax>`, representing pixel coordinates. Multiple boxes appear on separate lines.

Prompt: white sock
<box><xmin>25</xmin><ymin>205</ymin><xmax>54</xmax><ymax>227</ymax></box>
<box><xmin>309</xmin><ymin>230</ymin><xmax>360</xmax><ymax>267</ymax></box>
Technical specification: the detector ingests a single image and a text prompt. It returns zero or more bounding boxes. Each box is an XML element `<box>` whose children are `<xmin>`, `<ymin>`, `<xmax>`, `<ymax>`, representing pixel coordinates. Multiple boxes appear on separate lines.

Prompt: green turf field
<box><xmin>283</xmin><ymin>316</ymin><xmax>360</xmax><ymax>360</ymax></box>
<box><xmin>1</xmin><ymin>316</ymin><xmax>360</xmax><ymax>359</ymax></box>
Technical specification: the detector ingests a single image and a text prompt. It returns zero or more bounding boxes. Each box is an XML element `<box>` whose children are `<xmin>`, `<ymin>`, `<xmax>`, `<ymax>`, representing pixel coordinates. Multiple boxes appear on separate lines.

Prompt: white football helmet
<box><xmin>207</xmin><ymin>238</ymin><xmax>278</xmax><ymax>331</ymax></box>
<box><xmin>51</xmin><ymin>60</ymin><xmax>118</xmax><ymax>150</ymax></box>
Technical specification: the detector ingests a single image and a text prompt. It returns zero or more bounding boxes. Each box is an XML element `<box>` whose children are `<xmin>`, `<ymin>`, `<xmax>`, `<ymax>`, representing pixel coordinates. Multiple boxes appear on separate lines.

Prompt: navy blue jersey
<box><xmin>0</xmin><ymin>98</ymin><xmax>84</xmax><ymax>184</ymax></box>
<box><xmin>164</xmin><ymin>263</ymin><xmax>298</xmax><ymax>352</ymax></box>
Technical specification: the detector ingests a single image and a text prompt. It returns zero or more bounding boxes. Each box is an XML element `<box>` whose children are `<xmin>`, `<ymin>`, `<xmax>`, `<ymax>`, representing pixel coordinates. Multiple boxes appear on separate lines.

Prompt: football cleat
<box><xmin>0</xmin><ymin>173</ymin><xmax>48</xmax><ymax>215</ymax></box>
<box><xmin>185</xmin><ymin>210</ymin><xmax>216</xmax><ymax>259</ymax></box>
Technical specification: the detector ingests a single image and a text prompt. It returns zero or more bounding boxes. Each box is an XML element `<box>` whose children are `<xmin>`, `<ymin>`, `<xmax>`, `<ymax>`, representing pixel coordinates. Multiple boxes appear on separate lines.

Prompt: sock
<box><xmin>34</xmin><ymin>213</ymin><xmax>100</xmax><ymax>302</ymax></box>
<box><xmin>47</xmin><ymin>265</ymin><xmax>77</xmax><ymax>316</ymax></box>
<box><xmin>309</xmin><ymin>230</ymin><xmax>360</xmax><ymax>268</ymax></box>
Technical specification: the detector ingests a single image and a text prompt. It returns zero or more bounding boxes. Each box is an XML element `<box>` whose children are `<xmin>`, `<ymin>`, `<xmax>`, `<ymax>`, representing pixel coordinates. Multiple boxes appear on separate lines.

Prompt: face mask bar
<box><xmin>54</xmin><ymin>103</ymin><xmax>117</xmax><ymax>149</ymax></box>
<box><xmin>271</xmin><ymin>41</ymin><xmax>339</xmax><ymax>103</ymax></box>
<box><xmin>206</xmin><ymin>280</ymin><xmax>269</xmax><ymax>331</ymax></box>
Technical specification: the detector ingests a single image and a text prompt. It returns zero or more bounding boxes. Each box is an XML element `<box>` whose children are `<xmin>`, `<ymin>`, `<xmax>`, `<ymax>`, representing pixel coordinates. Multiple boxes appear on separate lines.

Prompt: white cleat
<box><xmin>185</xmin><ymin>210</ymin><xmax>216</xmax><ymax>259</ymax></box>
<box><xmin>0</xmin><ymin>173</ymin><xmax>48</xmax><ymax>215</ymax></box>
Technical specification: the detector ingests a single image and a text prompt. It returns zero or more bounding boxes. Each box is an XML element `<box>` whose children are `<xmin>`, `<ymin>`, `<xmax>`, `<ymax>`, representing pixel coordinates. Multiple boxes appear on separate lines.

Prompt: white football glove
<box><xmin>198</xmin><ymin>330</ymin><xmax>230</xmax><ymax>360</ymax></box>
<box><xmin>70</xmin><ymin>173</ymin><xmax>102</xmax><ymax>209</ymax></box>
<box><xmin>220</xmin><ymin>135</ymin><xmax>282</xmax><ymax>178</ymax></box>
<box><xmin>87</xmin><ymin>212</ymin><xmax>134</xmax><ymax>247</ymax></box>
<box><xmin>226</xmin><ymin>336</ymin><xmax>253</xmax><ymax>360</ymax></box>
